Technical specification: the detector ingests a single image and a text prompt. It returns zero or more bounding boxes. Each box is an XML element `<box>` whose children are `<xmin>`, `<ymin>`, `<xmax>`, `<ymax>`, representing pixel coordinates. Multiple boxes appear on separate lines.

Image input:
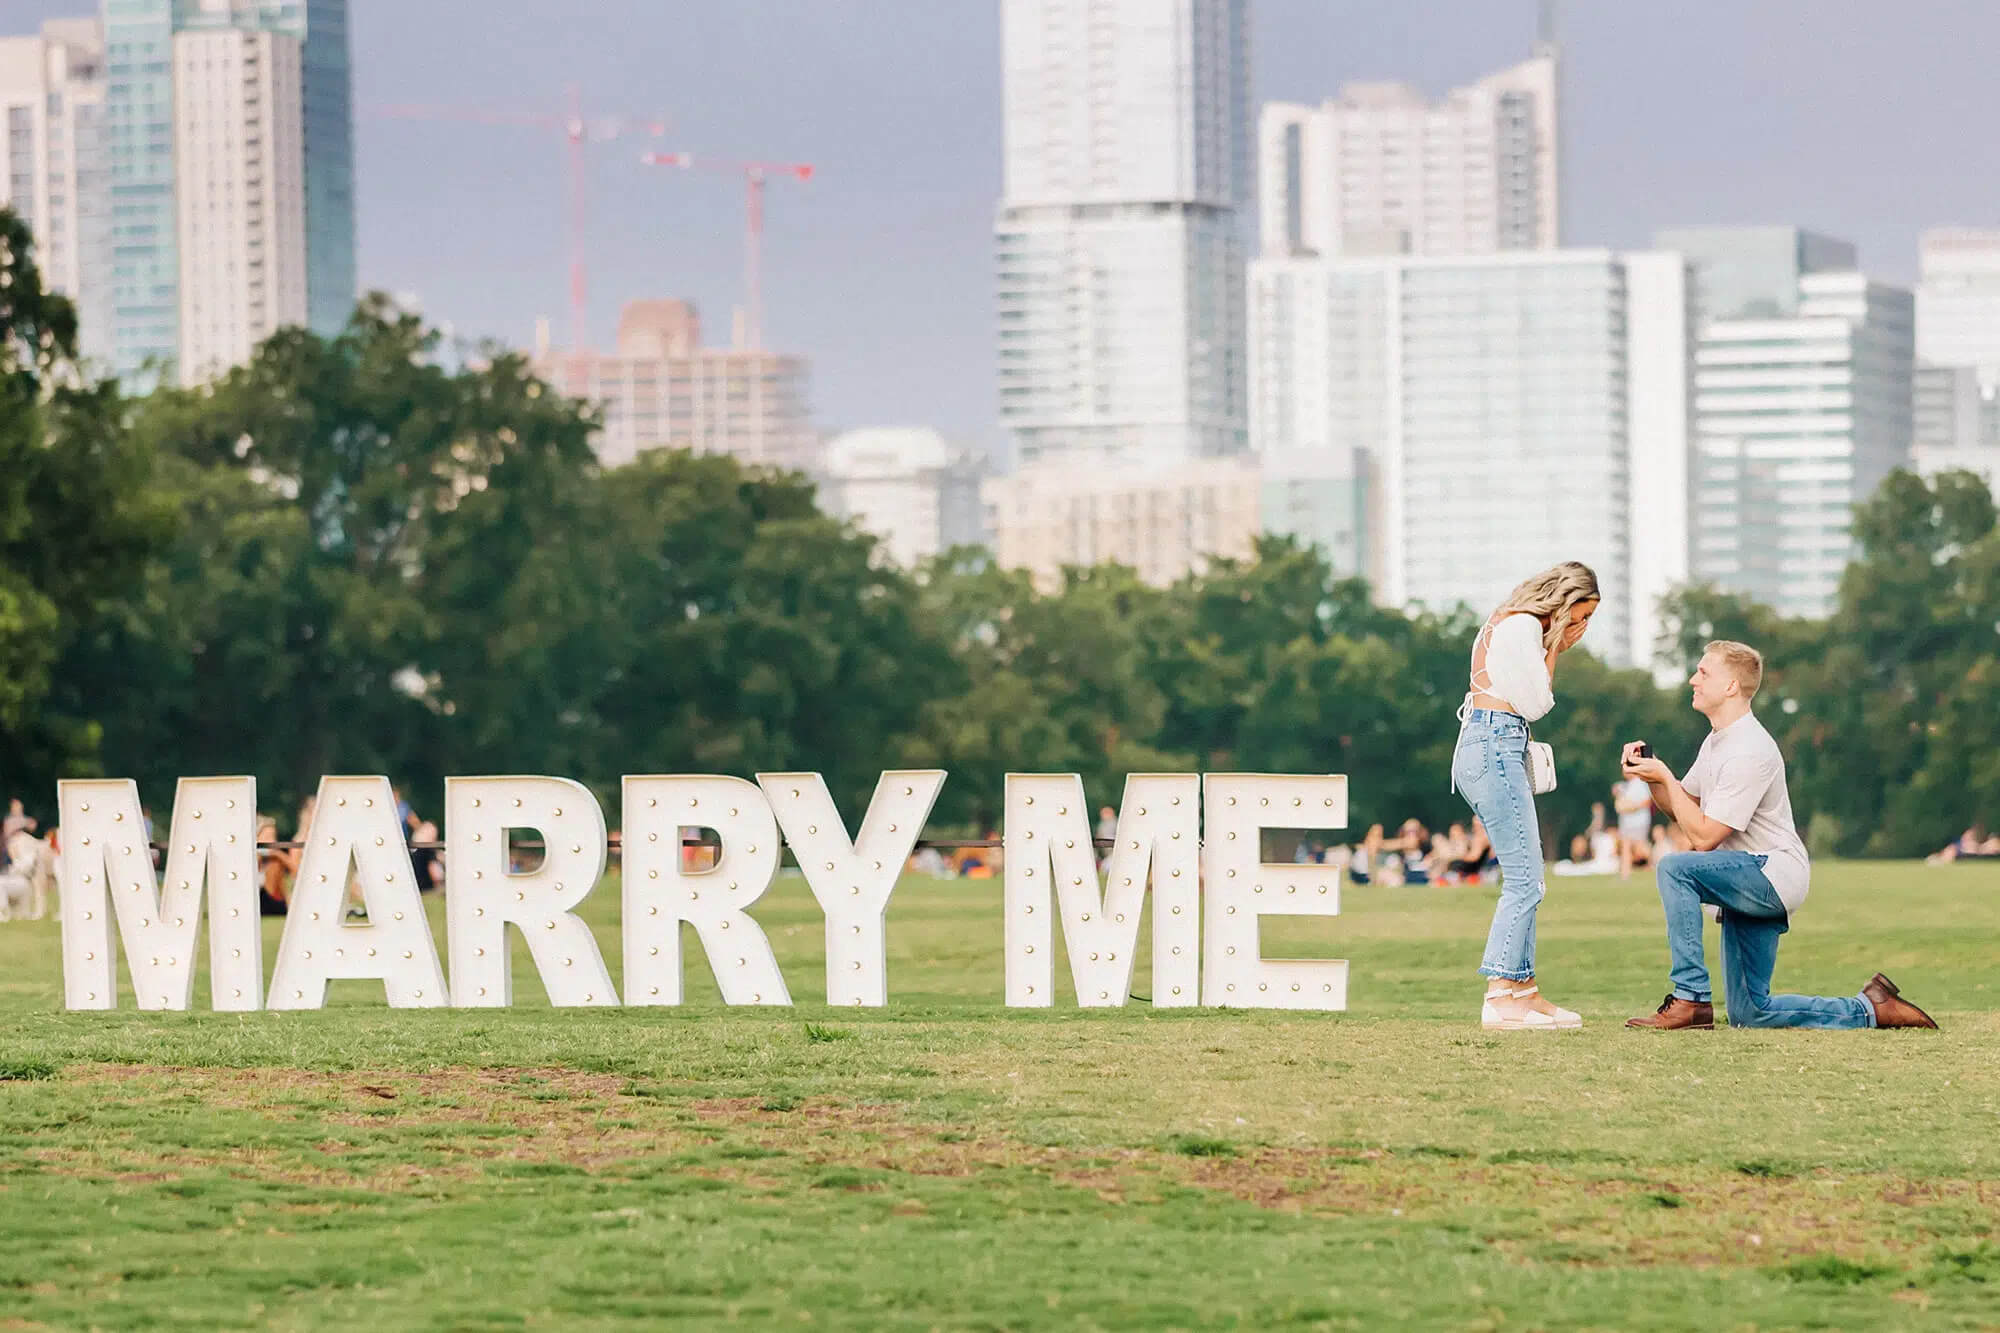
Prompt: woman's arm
<box><xmin>1487</xmin><ymin>614</ymin><xmax>1556</xmax><ymax>719</ymax></box>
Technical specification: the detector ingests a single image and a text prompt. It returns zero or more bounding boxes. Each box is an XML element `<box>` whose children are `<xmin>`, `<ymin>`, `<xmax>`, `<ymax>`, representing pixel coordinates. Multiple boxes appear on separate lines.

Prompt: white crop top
<box><xmin>1466</xmin><ymin>612</ymin><xmax>1555</xmax><ymax>721</ymax></box>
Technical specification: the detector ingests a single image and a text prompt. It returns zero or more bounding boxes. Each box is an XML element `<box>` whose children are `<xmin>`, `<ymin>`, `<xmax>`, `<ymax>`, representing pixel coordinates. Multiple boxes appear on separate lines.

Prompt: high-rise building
<box><xmin>1913</xmin><ymin>229</ymin><xmax>2000</xmax><ymax>494</ymax></box>
<box><xmin>539</xmin><ymin>299</ymin><xmax>821</xmax><ymax>474</ymax></box>
<box><xmin>983</xmin><ymin>455</ymin><xmax>1262</xmax><ymax>591</ymax></box>
<box><xmin>1250</xmin><ymin>249</ymin><xmax>1693</xmax><ymax>668</ymax></box>
<box><xmin>1246</xmin><ymin>257</ymin><xmax>1388</xmax><ymax>581</ymax></box>
<box><xmin>1257</xmin><ymin>44</ymin><xmax>1559</xmax><ymax>260</ymax></box>
<box><xmin>0</xmin><ymin>19</ymin><xmax>109</xmax><ymax>361</ymax></box>
<box><xmin>1911</xmin><ymin>364</ymin><xmax>2000</xmax><ymax>492</ymax></box>
<box><xmin>1660</xmin><ymin>227</ymin><xmax>1913</xmax><ymax>620</ymax></box>
<box><xmin>995</xmin><ymin>0</ymin><xmax>1250</xmax><ymax>467</ymax></box>
<box><xmin>1918</xmin><ymin>228</ymin><xmax>2000</xmax><ymax>384</ymax></box>
<box><xmin>173</xmin><ymin>22</ymin><xmax>307</xmax><ymax>380</ymax></box>
<box><xmin>95</xmin><ymin>0</ymin><xmax>352</xmax><ymax>384</ymax></box>
<box><xmin>821</xmin><ymin>428</ymin><xmax>988</xmax><ymax>568</ymax></box>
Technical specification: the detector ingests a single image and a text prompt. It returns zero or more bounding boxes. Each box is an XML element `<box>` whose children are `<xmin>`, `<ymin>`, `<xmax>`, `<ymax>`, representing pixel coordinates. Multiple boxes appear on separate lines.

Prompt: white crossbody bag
<box><xmin>1525</xmin><ymin>729</ymin><xmax>1558</xmax><ymax>794</ymax></box>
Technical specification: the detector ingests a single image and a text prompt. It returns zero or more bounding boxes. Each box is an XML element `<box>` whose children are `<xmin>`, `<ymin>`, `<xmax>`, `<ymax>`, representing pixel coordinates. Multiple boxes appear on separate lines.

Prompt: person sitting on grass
<box><xmin>256</xmin><ymin>816</ymin><xmax>297</xmax><ymax>916</ymax></box>
<box><xmin>1347</xmin><ymin>824</ymin><xmax>1384</xmax><ymax>885</ymax></box>
<box><xmin>1927</xmin><ymin>825</ymin><xmax>2000</xmax><ymax>863</ymax></box>
<box><xmin>1620</xmin><ymin>640</ymin><xmax>1937</xmax><ymax>1031</ymax></box>
<box><xmin>1442</xmin><ymin>818</ymin><xmax>1496</xmax><ymax>885</ymax></box>
<box><xmin>1614</xmin><ymin>774</ymin><xmax>1654</xmax><ymax>879</ymax></box>
<box><xmin>1392</xmin><ymin>819</ymin><xmax>1433</xmax><ymax>885</ymax></box>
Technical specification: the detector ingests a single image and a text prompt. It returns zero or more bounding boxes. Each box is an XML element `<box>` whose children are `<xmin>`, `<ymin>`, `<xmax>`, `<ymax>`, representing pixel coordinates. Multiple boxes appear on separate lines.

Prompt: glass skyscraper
<box><xmin>1659</xmin><ymin>227</ymin><xmax>1915</xmax><ymax>620</ymax></box>
<box><xmin>103</xmin><ymin>0</ymin><xmax>178</xmax><ymax>382</ymax></box>
<box><xmin>101</xmin><ymin>0</ymin><xmax>353</xmax><ymax>383</ymax></box>
<box><xmin>1250</xmin><ymin>249</ymin><xmax>1696</xmax><ymax>668</ymax></box>
<box><xmin>995</xmin><ymin>0</ymin><xmax>1250</xmax><ymax>467</ymax></box>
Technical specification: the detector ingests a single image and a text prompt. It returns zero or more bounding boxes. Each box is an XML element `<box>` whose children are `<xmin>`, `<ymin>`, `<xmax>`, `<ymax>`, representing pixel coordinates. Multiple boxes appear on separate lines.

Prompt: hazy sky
<box><xmin>9</xmin><ymin>1</ymin><xmax>2000</xmax><ymax>450</ymax></box>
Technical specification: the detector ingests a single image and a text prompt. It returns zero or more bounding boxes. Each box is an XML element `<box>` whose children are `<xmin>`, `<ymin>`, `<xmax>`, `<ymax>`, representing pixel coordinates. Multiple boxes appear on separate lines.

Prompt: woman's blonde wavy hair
<box><xmin>1494</xmin><ymin>561</ymin><xmax>1601</xmax><ymax>655</ymax></box>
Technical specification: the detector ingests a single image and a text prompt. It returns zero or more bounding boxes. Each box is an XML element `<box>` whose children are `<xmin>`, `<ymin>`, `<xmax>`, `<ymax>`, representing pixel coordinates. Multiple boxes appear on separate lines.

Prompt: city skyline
<box><xmin>1</xmin><ymin>0</ymin><xmax>1996</xmax><ymax>451</ymax></box>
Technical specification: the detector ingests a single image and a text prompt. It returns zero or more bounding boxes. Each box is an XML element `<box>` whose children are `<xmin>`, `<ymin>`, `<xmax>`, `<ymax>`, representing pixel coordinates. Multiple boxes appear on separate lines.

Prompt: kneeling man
<box><xmin>1619</xmin><ymin>640</ymin><xmax>1936</xmax><ymax>1031</ymax></box>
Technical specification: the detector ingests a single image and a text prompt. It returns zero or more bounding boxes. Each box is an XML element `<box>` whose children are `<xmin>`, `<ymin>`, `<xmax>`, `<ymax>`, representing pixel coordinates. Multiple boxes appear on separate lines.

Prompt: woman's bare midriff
<box><xmin>1467</xmin><ymin>692</ymin><xmax>1516</xmax><ymax>714</ymax></box>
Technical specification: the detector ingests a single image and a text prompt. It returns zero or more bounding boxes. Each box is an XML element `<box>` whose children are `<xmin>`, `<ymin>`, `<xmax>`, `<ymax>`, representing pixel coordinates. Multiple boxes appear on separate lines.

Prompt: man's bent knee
<box><xmin>1656</xmin><ymin>851</ymin><xmax>1698</xmax><ymax>884</ymax></box>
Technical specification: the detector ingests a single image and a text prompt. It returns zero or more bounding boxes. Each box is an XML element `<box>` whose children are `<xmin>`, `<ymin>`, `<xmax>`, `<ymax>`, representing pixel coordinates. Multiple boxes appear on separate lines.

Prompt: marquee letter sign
<box><xmin>1201</xmin><ymin>774</ymin><xmax>1349</xmax><ymax>1010</ymax></box>
<box><xmin>59</xmin><ymin>777</ymin><xmax>262</xmax><ymax>1011</ymax></box>
<box><xmin>269</xmin><ymin>776</ymin><xmax>449</xmax><ymax>1010</ymax></box>
<box><xmin>1003</xmin><ymin>773</ymin><xmax>1200</xmax><ymax>1007</ymax></box>
<box><xmin>760</xmin><ymin>769</ymin><xmax>944</xmax><ymax>1007</ymax></box>
<box><xmin>445</xmin><ymin>775</ymin><xmax>617</xmax><ymax>1007</ymax></box>
<box><xmin>59</xmin><ymin>769</ymin><xmax>1356</xmax><ymax>1015</ymax></box>
<box><xmin>621</xmin><ymin>774</ymin><xmax>790</xmax><ymax>1006</ymax></box>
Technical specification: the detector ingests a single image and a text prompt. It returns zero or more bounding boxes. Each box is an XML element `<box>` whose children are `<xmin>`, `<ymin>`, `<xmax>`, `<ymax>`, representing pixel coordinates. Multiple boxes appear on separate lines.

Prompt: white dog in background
<box><xmin>0</xmin><ymin>829</ymin><xmax>53</xmax><ymax>922</ymax></box>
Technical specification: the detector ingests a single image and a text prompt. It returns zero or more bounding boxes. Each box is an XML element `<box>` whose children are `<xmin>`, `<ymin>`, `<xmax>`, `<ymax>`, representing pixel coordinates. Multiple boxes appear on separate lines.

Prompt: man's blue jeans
<box><xmin>1655</xmin><ymin>851</ymin><xmax>1873</xmax><ymax>1029</ymax></box>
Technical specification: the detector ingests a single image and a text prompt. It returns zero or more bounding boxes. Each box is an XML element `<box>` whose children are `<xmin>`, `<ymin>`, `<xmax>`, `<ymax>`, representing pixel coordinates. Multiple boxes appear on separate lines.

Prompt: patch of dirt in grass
<box><xmin>41</xmin><ymin>1064</ymin><xmax>691</xmax><ymax>1185</ymax></box>
<box><xmin>37</xmin><ymin>1067</ymin><xmax>1999</xmax><ymax>1274</ymax></box>
<box><xmin>679</xmin><ymin>1095</ymin><xmax>1996</xmax><ymax>1270</ymax></box>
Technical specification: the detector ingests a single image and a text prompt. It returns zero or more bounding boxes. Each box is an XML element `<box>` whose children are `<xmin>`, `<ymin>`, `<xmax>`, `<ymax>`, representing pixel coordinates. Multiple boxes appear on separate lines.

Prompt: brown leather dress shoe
<box><xmin>1626</xmin><ymin>994</ymin><xmax>1715</xmax><ymax>1029</ymax></box>
<box><xmin>1862</xmin><ymin>973</ymin><xmax>1938</xmax><ymax>1029</ymax></box>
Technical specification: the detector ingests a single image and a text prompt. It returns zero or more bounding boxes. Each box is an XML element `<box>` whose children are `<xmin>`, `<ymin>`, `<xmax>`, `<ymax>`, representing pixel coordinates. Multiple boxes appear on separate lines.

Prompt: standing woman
<box><xmin>1451</xmin><ymin>562</ymin><xmax>1600</xmax><ymax>1030</ymax></box>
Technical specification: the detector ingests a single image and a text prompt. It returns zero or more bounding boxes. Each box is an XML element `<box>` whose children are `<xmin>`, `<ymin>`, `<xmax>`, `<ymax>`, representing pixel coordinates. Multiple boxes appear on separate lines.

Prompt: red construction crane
<box><xmin>639</xmin><ymin>152</ymin><xmax>814</xmax><ymax>352</ymax></box>
<box><xmin>372</xmin><ymin>88</ymin><xmax>667</xmax><ymax>353</ymax></box>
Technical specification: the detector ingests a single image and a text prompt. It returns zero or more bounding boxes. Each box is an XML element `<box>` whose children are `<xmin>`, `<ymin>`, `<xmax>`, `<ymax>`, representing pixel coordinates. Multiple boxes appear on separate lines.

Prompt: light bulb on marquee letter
<box><xmin>268</xmin><ymin>776</ymin><xmax>449</xmax><ymax>1010</ymax></box>
<box><xmin>58</xmin><ymin>777</ymin><xmax>262</xmax><ymax>1011</ymax></box>
<box><xmin>622</xmin><ymin>775</ymin><xmax>790</xmax><ymax>1006</ymax></box>
<box><xmin>1003</xmin><ymin>773</ymin><xmax>1199</xmax><ymax>1008</ymax></box>
<box><xmin>445</xmin><ymin>776</ymin><xmax>616</xmax><ymax>1007</ymax></box>
<box><xmin>1200</xmin><ymin>773</ymin><xmax>1348</xmax><ymax>1011</ymax></box>
<box><xmin>758</xmin><ymin>769</ymin><xmax>944</xmax><ymax>1007</ymax></box>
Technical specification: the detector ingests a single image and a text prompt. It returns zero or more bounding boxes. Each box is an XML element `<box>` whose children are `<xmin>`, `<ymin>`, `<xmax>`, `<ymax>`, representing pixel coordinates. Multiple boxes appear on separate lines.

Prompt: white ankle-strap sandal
<box><xmin>1515</xmin><ymin>984</ymin><xmax>1582</xmax><ymax>1029</ymax></box>
<box><xmin>1480</xmin><ymin>985</ymin><xmax>1582</xmax><ymax>1031</ymax></box>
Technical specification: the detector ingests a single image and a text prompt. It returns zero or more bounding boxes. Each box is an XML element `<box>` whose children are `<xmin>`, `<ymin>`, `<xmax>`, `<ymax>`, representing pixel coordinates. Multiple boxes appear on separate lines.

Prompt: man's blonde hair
<box><xmin>1704</xmin><ymin>640</ymin><xmax>1764</xmax><ymax>698</ymax></box>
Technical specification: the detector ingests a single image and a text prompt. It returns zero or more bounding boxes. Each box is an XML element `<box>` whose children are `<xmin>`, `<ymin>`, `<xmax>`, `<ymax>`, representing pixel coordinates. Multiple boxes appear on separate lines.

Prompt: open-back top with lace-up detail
<box><xmin>1461</xmin><ymin>612</ymin><xmax>1555</xmax><ymax>722</ymax></box>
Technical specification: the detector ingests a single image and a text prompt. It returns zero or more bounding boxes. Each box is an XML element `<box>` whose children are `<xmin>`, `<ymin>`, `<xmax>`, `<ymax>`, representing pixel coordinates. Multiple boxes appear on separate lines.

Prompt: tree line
<box><xmin>0</xmin><ymin>207</ymin><xmax>1993</xmax><ymax>857</ymax></box>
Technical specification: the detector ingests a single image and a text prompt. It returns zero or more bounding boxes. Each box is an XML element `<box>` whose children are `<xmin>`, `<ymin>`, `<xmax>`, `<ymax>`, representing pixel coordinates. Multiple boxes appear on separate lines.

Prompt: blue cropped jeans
<box><xmin>1451</xmin><ymin>707</ymin><xmax>1544</xmax><ymax>981</ymax></box>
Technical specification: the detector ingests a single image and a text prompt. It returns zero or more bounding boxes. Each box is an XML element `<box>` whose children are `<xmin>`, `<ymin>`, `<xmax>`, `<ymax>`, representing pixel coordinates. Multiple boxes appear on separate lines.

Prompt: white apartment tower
<box><xmin>1257</xmin><ymin>28</ymin><xmax>1559</xmax><ymax>259</ymax></box>
<box><xmin>1250</xmin><ymin>249</ymin><xmax>1694</xmax><ymax>668</ymax></box>
<box><xmin>1914</xmin><ymin>229</ymin><xmax>2000</xmax><ymax>489</ymax></box>
<box><xmin>1661</xmin><ymin>227</ymin><xmax>1914</xmax><ymax>620</ymax></box>
<box><xmin>1918</xmin><ymin>228</ymin><xmax>2000</xmax><ymax>380</ymax></box>
<box><xmin>0</xmin><ymin>19</ymin><xmax>109</xmax><ymax>359</ymax></box>
<box><xmin>996</xmin><ymin>0</ymin><xmax>1250</xmax><ymax>466</ymax></box>
<box><xmin>173</xmin><ymin>20</ymin><xmax>309</xmax><ymax>382</ymax></box>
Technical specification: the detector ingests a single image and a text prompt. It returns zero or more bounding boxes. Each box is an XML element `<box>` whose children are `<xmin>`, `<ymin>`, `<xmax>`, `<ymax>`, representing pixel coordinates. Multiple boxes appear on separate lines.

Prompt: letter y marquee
<box><xmin>759</xmin><ymin>770</ymin><xmax>944</xmax><ymax>1007</ymax></box>
<box><xmin>59</xmin><ymin>777</ymin><xmax>263</xmax><ymax>1010</ymax></box>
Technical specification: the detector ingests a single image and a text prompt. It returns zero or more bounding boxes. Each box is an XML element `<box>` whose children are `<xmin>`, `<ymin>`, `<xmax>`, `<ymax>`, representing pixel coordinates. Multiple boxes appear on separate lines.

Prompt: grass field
<box><xmin>3</xmin><ymin>859</ymin><xmax>1998</xmax><ymax>1330</ymax></box>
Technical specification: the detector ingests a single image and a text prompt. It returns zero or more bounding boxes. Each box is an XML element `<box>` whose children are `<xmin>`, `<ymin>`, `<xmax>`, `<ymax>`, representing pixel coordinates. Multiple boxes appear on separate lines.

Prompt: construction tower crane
<box><xmin>639</xmin><ymin>152</ymin><xmax>814</xmax><ymax>351</ymax></box>
<box><xmin>373</xmin><ymin>88</ymin><xmax>667</xmax><ymax>352</ymax></box>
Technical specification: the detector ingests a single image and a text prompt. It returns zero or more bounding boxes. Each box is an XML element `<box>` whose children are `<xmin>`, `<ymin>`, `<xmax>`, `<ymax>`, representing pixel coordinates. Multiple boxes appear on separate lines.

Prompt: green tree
<box><xmin>900</xmin><ymin>551</ymin><xmax>1190</xmax><ymax>828</ymax></box>
<box><xmin>460</xmin><ymin>449</ymin><xmax>958</xmax><ymax>818</ymax></box>
<box><xmin>93</xmin><ymin>299</ymin><xmax>597</xmax><ymax>816</ymax></box>
<box><xmin>0</xmin><ymin>207</ymin><xmax>176</xmax><ymax>803</ymax></box>
<box><xmin>1797</xmin><ymin>469</ymin><xmax>2000</xmax><ymax>855</ymax></box>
